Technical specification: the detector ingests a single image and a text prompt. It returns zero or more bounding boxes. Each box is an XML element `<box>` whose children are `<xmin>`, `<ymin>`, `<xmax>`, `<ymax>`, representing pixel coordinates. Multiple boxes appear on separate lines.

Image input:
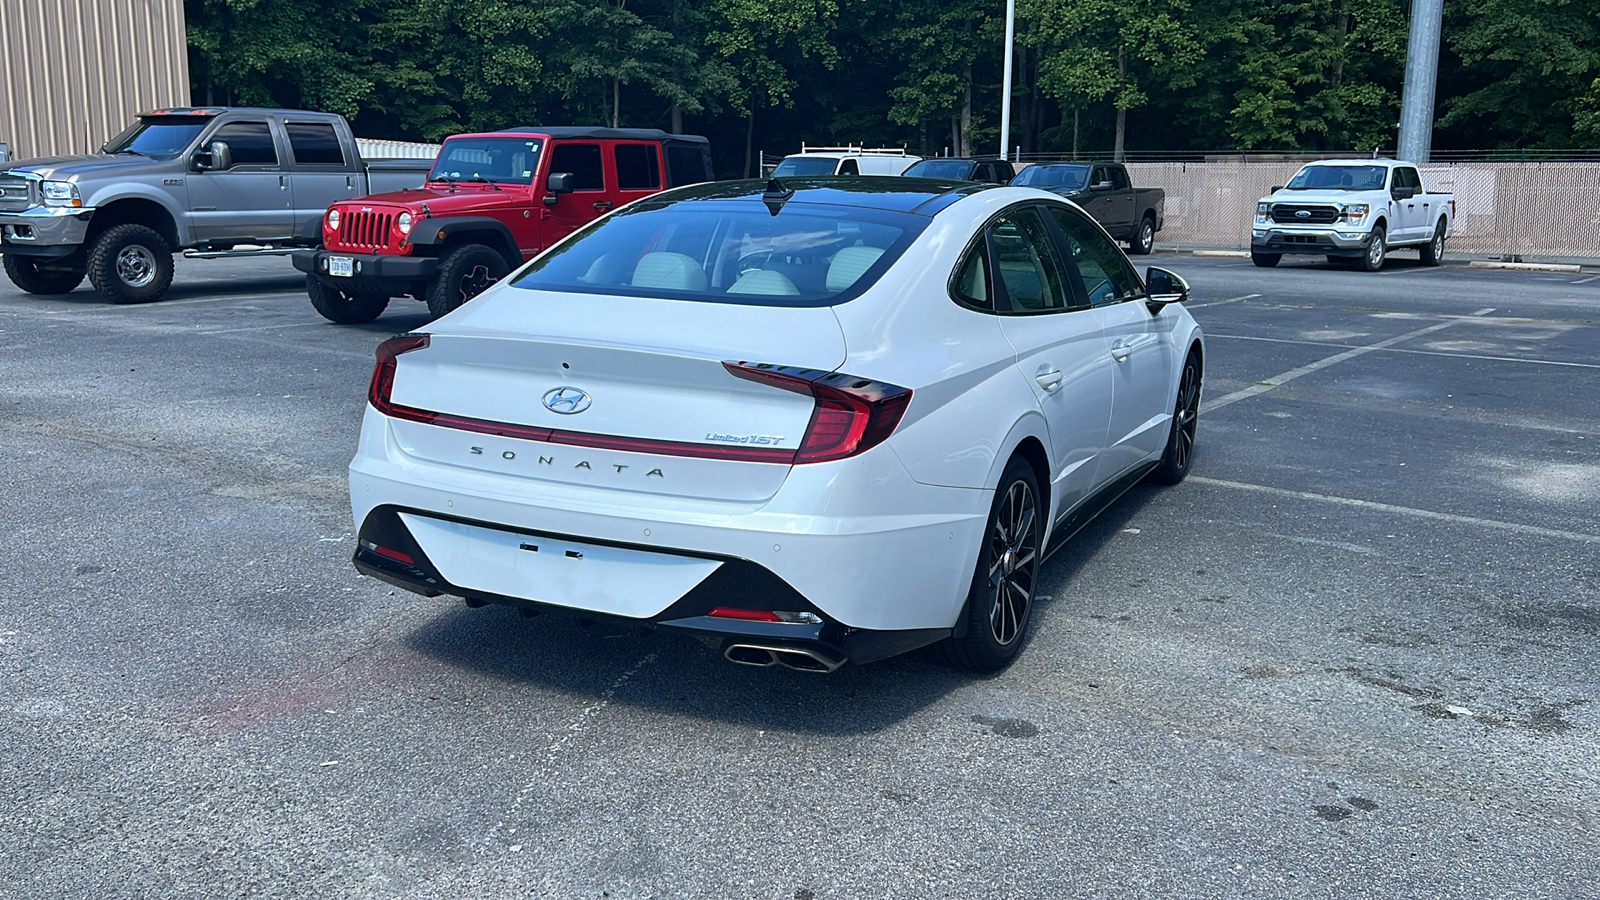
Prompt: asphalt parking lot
<box><xmin>2</xmin><ymin>250</ymin><xmax>1596</xmax><ymax>898</ymax></box>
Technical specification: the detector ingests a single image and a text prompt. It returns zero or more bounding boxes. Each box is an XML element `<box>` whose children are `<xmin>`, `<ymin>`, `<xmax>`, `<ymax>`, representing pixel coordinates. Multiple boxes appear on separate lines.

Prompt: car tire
<box><xmin>1147</xmin><ymin>350</ymin><xmax>1201</xmax><ymax>486</ymax></box>
<box><xmin>1250</xmin><ymin>250</ymin><xmax>1281</xmax><ymax>268</ymax></box>
<box><xmin>1359</xmin><ymin>225</ymin><xmax>1386</xmax><ymax>272</ymax></box>
<box><xmin>426</xmin><ymin>243</ymin><xmax>510</xmax><ymax>319</ymax></box>
<box><xmin>1325</xmin><ymin>255</ymin><xmax>1349</xmax><ymax>267</ymax></box>
<box><xmin>1419</xmin><ymin>219</ymin><xmax>1446</xmax><ymax>266</ymax></box>
<box><xmin>2</xmin><ymin>253</ymin><xmax>85</xmax><ymax>294</ymax></box>
<box><xmin>86</xmin><ymin>224</ymin><xmax>174</xmax><ymax>303</ymax></box>
<box><xmin>938</xmin><ymin>456</ymin><xmax>1044</xmax><ymax>673</ymax></box>
<box><xmin>1129</xmin><ymin>214</ymin><xmax>1156</xmax><ymax>255</ymax></box>
<box><xmin>306</xmin><ymin>275</ymin><xmax>390</xmax><ymax>324</ymax></box>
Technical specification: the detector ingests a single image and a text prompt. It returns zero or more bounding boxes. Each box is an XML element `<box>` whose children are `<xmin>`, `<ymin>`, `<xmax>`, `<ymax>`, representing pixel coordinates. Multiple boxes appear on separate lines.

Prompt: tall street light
<box><xmin>999</xmin><ymin>0</ymin><xmax>1016</xmax><ymax>159</ymax></box>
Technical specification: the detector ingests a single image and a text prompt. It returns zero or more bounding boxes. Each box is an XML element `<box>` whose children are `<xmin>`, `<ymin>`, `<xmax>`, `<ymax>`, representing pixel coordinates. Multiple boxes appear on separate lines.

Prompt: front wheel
<box><xmin>426</xmin><ymin>244</ymin><xmax>511</xmax><ymax>319</ymax></box>
<box><xmin>306</xmin><ymin>276</ymin><xmax>389</xmax><ymax>324</ymax></box>
<box><xmin>86</xmin><ymin>224</ymin><xmax>174</xmax><ymax>303</ymax></box>
<box><xmin>2</xmin><ymin>253</ymin><xmax>85</xmax><ymax>294</ymax></box>
<box><xmin>1419</xmin><ymin>220</ymin><xmax>1446</xmax><ymax>266</ymax></box>
<box><xmin>1359</xmin><ymin>225</ymin><xmax>1387</xmax><ymax>272</ymax></box>
<box><xmin>1148</xmin><ymin>351</ymin><xmax>1201</xmax><ymax>486</ymax></box>
<box><xmin>1250</xmin><ymin>250</ymin><xmax>1281</xmax><ymax>268</ymax></box>
<box><xmin>938</xmin><ymin>457</ymin><xmax>1043</xmax><ymax>672</ymax></box>
<box><xmin>1129</xmin><ymin>215</ymin><xmax>1156</xmax><ymax>255</ymax></box>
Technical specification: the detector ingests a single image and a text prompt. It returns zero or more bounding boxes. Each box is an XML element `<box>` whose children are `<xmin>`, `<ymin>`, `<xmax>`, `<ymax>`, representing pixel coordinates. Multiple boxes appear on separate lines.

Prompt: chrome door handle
<box><xmin>1111</xmin><ymin>340</ymin><xmax>1132</xmax><ymax>362</ymax></box>
<box><xmin>1035</xmin><ymin>367</ymin><xmax>1064</xmax><ymax>391</ymax></box>
<box><xmin>279</xmin><ymin>175</ymin><xmax>288</xmax><ymax>191</ymax></box>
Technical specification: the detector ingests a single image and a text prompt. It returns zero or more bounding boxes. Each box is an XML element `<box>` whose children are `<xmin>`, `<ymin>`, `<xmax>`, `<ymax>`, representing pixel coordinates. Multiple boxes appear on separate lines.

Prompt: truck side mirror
<box><xmin>544</xmin><ymin>172</ymin><xmax>574</xmax><ymax>206</ymax></box>
<box><xmin>196</xmin><ymin>141</ymin><xmax>232</xmax><ymax>171</ymax></box>
<box><xmin>1092</xmin><ymin>180</ymin><xmax>1114</xmax><ymax>191</ymax></box>
<box><xmin>1391</xmin><ymin>185</ymin><xmax>1416</xmax><ymax>201</ymax></box>
<box><xmin>1270</xmin><ymin>185</ymin><xmax>1284</xmax><ymax>193</ymax></box>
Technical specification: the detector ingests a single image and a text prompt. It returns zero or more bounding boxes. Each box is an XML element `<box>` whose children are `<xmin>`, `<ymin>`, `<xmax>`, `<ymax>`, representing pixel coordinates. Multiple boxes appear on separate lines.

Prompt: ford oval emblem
<box><xmin>542</xmin><ymin>386</ymin><xmax>591</xmax><ymax>414</ymax></box>
<box><xmin>1295</xmin><ymin>209</ymin><xmax>1312</xmax><ymax>219</ymax></box>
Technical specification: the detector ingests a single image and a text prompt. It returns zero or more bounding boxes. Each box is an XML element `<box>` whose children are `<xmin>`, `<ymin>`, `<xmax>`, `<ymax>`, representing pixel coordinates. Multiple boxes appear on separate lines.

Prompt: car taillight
<box><xmin>723</xmin><ymin>362</ymin><xmax>911</xmax><ymax>464</ymax></box>
<box><xmin>369</xmin><ymin>333</ymin><xmax>430</xmax><ymax>414</ymax></box>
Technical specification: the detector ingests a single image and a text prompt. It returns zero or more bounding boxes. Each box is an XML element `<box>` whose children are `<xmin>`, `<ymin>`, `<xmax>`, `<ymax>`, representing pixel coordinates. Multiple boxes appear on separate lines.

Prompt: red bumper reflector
<box><xmin>708</xmin><ymin>607</ymin><xmax>785</xmax><ymax>622</ymax></box>
<box><xmin>372</xmin><ymin>545</ymin><xmax>415</xmax><ymax>565</ymax></box>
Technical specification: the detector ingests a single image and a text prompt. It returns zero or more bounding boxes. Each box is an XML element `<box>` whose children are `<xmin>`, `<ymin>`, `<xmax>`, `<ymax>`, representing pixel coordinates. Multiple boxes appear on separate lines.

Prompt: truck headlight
<box><xmin>41</xmin><ymin>181</ymin><xmax>82</xmax><ymax>208</ymax></box>
<box><xmin>396</xmin><ymin>212</ymin><xmax>412</xmax><ymax>235</ymax></box>
<box><xmin>1343</xmin><ymin>203</ymin><xmax>1369</xmax><ymax>220</ymax></box>
<box><xmin>326</xmin><ymin>208</ymin><xmax>340</xmax><ymax>229</ymax></box>
<box><xmin>1254</xmin><ymin>201</ymin><xmax>1270</xmax><ymax>225</ymax></box>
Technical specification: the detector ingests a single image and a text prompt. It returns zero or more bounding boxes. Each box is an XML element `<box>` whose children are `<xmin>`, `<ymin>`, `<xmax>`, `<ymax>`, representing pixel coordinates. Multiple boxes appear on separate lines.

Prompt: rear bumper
<box><xmin>1251</xmin><ymin>227</ymin><xmax>1371</xmax><ymax>257</ymax></box>
<box><xmin>292</xmin><ymin>248</ymin><xmax>438</xmax><ymax>286</ymax></box>
<box><xmin>0</xmin><ymin>207</ymin><xmax>93</xmax><ymax>253</ymax></box>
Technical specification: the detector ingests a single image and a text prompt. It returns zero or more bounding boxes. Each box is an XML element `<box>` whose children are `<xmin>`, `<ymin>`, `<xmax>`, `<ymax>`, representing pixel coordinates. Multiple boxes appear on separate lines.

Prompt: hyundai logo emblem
<box><xmin>542</xmin><ymin>386</ymin><xmax>592</xmax><ymax>414</ymax></box>
<box><xmin>1295</xmin><ymin>209</ymin><xmax>1312</xmax><ymax>218</ymax></box>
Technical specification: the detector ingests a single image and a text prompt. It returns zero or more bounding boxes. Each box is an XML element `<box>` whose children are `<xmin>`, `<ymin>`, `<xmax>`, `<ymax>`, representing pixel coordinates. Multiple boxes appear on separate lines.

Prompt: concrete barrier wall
<box><xmin>1125</xmin><ymin>161</ymin><xmax>1600</xmax><ymax>260</ymax></box>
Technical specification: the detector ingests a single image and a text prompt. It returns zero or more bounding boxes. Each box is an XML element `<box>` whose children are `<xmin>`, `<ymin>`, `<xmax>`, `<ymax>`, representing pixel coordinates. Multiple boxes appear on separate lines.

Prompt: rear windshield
<box><xmin>103</xmin><ymin>117</ymin><xmax>210</xmax><ymax>159</ymax></box>
<box><xmin>509</xmin><ymin>200</ymin><xmax>926</xmax><ymax>307</ymax></box>
<box><xmin>1011</xmin><ymin>164</ymin><xmax>1090</xmax><ymax>189</ymax></box>
<box><xmin>904</xmin><ymin>159</ymin><xmax>974</xmax><ymax>179</ymax></box>
<box><xmin>1287</xmin><ymin>164</ymin><xmax>1387</xmax><ymax>191</ymax></box>
<box><xmin>429</xmin><ymin>137</ymin><xmax>543</xmax><ymax>185</ymax></box>
<box><xmin>773</xmin><ymin>157</ymin><xmax>840</xmax><ymax>177</ymax></box>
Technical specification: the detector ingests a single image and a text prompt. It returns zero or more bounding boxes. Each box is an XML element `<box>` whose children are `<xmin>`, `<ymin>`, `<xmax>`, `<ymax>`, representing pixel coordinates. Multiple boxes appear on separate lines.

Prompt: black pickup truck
<box><xmin>1011</xmin><ymin>161</ymin><xmax>1165</xmax><ymax>254</ymax></box>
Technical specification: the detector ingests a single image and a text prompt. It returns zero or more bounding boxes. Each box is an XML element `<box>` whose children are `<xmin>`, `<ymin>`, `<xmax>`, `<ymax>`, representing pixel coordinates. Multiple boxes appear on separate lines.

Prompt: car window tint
<box><xmin>1046</xmin><ymin>205</ymin><xmax>1142</xmax><ymax>308</ymax></box>
<box><xmin>286</xmin><ymin>122</ymin><xmax>345</xmax><ymax>165</ymax></box>
<box><xmin>550</xmin><ymin>142</ymin><xmax>604</xmax><ymax>190</ymax></box>
<box><xmin>951</xmin><ymin>238</ymin><xmax>992</xmax><ymax>311</ymax></box>
<box><xmin>989</xmin><ymin>208</ymin><xmax>1068</xmax><ymax>313</ymax></box>
<box><xmin>1109</xmin><ymin>166</ymin><xmax>1130</xmax><ymax>190</ymax></box>
<box><xmin>838</xmin><ymin>159</ymin><xmax>859</xmax><ymax>176</ymax></box>
<box><xmin>665</xmin><ymin>144</ymin><xmax>708</xmax><ymax>187</ymax></box>
<box><xmin>615</xmin><ymin>144</ymin><xmax>661</xmax><ymax>190</ymax></box>
<box><xmin>213</xmin><ymin>121</ymin><xmax>277</xmax><ymax>166</ymax></box>
<box><xmin>1398</xmin><ymin>168</ymin><xmax>1420</xmax><ymax>190</ymax></box>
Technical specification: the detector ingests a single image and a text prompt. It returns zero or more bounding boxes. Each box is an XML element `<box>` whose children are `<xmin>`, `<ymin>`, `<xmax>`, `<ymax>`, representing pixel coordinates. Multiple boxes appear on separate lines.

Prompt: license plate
<box><xmin>328</xmin><ymin>256</ymin><xmax>354</xmax><ymax>277</ymax></box>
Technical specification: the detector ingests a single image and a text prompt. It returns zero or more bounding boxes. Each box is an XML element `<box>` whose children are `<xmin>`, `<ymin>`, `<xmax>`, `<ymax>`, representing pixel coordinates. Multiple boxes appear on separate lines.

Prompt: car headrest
<box><xmin>726</xmin><ymin>269</ymin><xmax>800</xmax><ymax>296</ymax></box>
<box><xmin>630</xmin><ymin>252</ymin><xmax>708</xmax><ymax>291</ymax></box>
<box><xmin>826</xmin><ymin>246</ymin><xmax>885</xmax><ymax>292</ymax></box>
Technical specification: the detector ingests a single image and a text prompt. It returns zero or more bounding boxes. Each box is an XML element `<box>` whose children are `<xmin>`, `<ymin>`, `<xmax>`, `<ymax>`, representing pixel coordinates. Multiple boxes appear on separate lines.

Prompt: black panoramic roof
<box><xmin>648</xmin><ymin>176</ymin><xmax>991</xmax><ymax>216</ymax></box>
<box><xmin>496</xmin><ymin>126</ymin><xmax>709</xmax><ymax>144</ymax></box>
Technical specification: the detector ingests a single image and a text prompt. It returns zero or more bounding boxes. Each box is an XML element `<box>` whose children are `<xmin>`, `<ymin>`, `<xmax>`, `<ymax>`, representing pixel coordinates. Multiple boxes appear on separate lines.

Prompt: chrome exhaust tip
<box><xmin>723</xmin><ymin>642</ymin><xmax>845</xmax><ymax>674</ymax></box>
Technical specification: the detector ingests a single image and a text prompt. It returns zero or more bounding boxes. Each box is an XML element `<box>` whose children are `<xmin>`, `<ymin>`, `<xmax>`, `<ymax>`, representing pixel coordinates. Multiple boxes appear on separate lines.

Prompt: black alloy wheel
<box><xmin>1149</xmin><ymin>351</ymin><xmax>1201</xmax><ymax>485</ymax></box>
<box><xmin>939</xmin><ymin>457</ymin><xmax>1043</xmax><ymax>672</ymax></box>
<box><xmin>426</xmin><ymin>243</ymin><xmax>511</xmax><ymax>319</ymax></box>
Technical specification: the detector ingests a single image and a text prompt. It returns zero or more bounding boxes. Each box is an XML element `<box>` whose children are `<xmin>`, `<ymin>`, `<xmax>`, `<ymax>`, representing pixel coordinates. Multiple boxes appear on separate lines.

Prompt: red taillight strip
<box><xmin>724</xmin><ymin>362</ymin><xmax>912</xmax><ymax>464</ymax></box>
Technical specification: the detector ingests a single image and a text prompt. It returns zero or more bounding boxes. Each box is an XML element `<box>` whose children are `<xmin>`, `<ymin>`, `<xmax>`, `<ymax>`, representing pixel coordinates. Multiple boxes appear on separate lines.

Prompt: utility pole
<box><xmin>1397</xmin><ymin>0</ymin><xmax>1444</xmax><ymax>162</ymax></box>
<box><xmin>999</xmin><ymin>0</ymin><xmax>1016</xmax><ymax>159</ymax></box>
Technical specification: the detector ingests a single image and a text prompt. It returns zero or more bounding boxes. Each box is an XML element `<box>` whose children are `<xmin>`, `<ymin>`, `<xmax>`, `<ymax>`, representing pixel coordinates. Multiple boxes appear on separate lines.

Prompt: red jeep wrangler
<box><xmin>292</xmin><ymin>126</ymin><xmax>713</xmax><ymax>323</ymax></box>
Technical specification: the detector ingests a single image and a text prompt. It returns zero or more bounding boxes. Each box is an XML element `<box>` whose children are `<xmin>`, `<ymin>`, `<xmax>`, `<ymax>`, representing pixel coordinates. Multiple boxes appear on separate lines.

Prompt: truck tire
<box><xmin>306</xmin><ymin>275</ymin><xmax>390</xmax><ymax>324</ymax></box>
<box><xmin>426</xmin><ymin>243</ymin><xmax>510</xmax><ymax>319</ymax></box>
<box><xmin>3</xmin><ymin>253</ymin><xmax>85</xmax><ymax>294</ymax></box>
<box><xmin>1419</xmin><ymin>219</ymin><xmax>1446</xmax><ymax>266</ymax></box>
<box><xmin>1359</xmin><ymin>224</ymin><xmax>1386</xmax><ymax>272</ymax></box>
<box><xmin>1250</xmin><ymin>250</ymin><xmax>1281</xmax><ymax>268</ymax></box>
<box><xmin>86</xmin><ymin>224</ymin><xmax>174</xmax><ymax>303</ymax></box>
<box><xmin>1129</xmin><ymin>214</ymin><xmax>1156</xmax><ymax>255</ymax></box>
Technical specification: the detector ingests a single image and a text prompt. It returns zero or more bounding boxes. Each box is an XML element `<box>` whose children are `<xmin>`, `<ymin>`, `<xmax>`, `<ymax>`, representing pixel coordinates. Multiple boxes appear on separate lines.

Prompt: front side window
<box><xmin>429</xmin><ymin>137</ymin><xmax>543</xmax><ymax>185</ymax></box>
<box><xmin>1109</xmin><ymin>167</ymin><xmax>1130</xmax><ymax>190</ymax></box>
<box><xmin>1046</xmin><ymin>205</ymin><xmax>1143</xmax><ymax>307</ymax></box>
<box><xmin>212</xmin><ymin>122</ymin><xmax>277</xmax><ymax>166</ymax></box>
<box><xmin>1395</xmin><ymin>167</ymin><xmax>1421</xmax><ymax>190</ymax></box>
<box><xmin>548</xmin><ymin>142</ymin><xmax>604</xmax><ymax>190</ymax></box>
<box><xmin>510</xmin><ymin>200</ymin><xmax>925</xmax><ymax>307</ymax></box>
<box><xmin>989</xmin><ymin>208</ymin><xmax>1069</xmax><ymax>313</ymax></box>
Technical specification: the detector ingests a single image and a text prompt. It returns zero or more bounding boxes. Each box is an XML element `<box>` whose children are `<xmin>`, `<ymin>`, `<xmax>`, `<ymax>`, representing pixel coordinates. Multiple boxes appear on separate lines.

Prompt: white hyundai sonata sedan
<box><xmin>349</xmin><ymin>177</ymin><xmax>1203</xmax><ymax>672</ymax></box>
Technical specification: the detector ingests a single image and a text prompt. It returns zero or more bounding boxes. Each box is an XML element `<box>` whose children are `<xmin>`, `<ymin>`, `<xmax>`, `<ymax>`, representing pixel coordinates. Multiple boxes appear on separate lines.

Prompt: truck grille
<box><xmin>331</xmin><ymin>209</ymin><xmax>397</xmax><ymax>251</ymax></box>
<box><xmin>0</xmin><ymin>174</ymin><xmax>35</xmax><ymax>211</ymax></box>
<box><xmin>1270</xmin><ymin>204</ymin><xmax>1340</xmax><ymax>225</ymax></box>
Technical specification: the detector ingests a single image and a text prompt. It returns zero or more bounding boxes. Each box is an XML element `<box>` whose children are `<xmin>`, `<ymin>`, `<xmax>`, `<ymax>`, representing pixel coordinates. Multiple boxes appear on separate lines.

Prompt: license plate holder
<box><xmin>328</xmin><ymin>256</ymin><xmax>354</xmax><ymax>277</ymax></box>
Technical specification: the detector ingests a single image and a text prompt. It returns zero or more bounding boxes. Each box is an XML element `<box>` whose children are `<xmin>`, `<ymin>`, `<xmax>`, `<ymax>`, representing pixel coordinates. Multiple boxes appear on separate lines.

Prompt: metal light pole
<box><xmin>999</xmin><ymin>0</ymin><xmax>1015</xmax><ymax>159</ymax></box>
<box><xmin>1397</xmin><ymin>0</ymin><xmax>1444</xmax><ymax>162</ymax></box>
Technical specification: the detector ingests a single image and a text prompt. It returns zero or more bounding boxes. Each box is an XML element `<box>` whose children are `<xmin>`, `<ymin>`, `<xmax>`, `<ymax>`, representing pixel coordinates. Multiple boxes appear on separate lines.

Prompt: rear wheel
<box><xmin>2</xmin><ymin>253</ymin><xmax>85</xmax><ymax>294</ymax></box>
<box><xmin>938</xmin><ymin>457</ymin><xmax>1043</xmax><ymax>672</ymax></box>
<box><xmin>1148</xmin><ymin>351</ymin><xmax>1201</xmax><ymax>486</ymax></box>
<box><xmin>1129</xmin><ymin>214</ymin><xmax>1156</xmax><ymax>255</ymax></box>
<box><xmin>426</xmin><ymin>243</ymin><xmax>510</xmax><ymax>319</ymax></box>
<box><xmin>1250</xmin><ymin>250</ymin><xmax>1281</xmax><ymax>268</ymax></box>
<box><xmin>1419</xmin><ymin>219</ymin><xmax>1446</xmax><ymax>266</ymax></box>
<box><xmin>1359</xmin><ymin>225</ymin><xmax>1387</xmax><ymax>272</ymax></box>
<box><xmin>306</xmin><ymin>275</ymin><xmax>389</xmax><ymax>324</ymax></box>
<box><xmin>86</xmin><ymin>224</ymin><xmax>174</xmax><ymax>303</ymax></box>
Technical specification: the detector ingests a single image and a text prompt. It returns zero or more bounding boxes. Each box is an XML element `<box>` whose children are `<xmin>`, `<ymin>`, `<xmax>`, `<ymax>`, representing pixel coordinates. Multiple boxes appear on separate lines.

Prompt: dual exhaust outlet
<box><xmin>724</xmin><ymin>641</ymin><xmax>846</xmax><ymax>674</ymax></box>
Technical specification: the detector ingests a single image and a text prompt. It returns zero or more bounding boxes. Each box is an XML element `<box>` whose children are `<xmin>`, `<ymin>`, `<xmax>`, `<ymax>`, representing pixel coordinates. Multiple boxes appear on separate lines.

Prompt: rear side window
<box><xmin>550</xmin><ymin>143</ymin><xmax>604</xmax><ymax>190</ymax></box>
<box><xmin>615</xmin><ymin>144</ymin><xmax>661</xmax><ymax>190</ymax></box>
<box><xmin>212</xmin><ymin>121</ymin><xmax>277</xmax><ymax>166</ymax></box>
<box><xmin>510</xmin><ymin>200</ymin><xmax>926</xmax><ymax>307</ymax></box>
<box><xmin>665</xmin><ymin>144</ymin><xmax>710</xmax><ymax>187</ymax></box>
<box><xmin>286</xmin><ymin>122</ymin><xmax>345</xmax><ymax>165</ymax></box>
<box><xmin>838</xmin><ymin>159</ymin><xmax>859</xmax><ymax>176</ymax></box>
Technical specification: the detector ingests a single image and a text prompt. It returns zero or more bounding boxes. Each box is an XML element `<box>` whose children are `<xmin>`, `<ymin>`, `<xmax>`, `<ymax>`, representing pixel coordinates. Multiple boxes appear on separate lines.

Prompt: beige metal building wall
<box><xmin>0</xmin><ymin>0</ymin><xmax>189</xmax><ymax>161</ymax></box>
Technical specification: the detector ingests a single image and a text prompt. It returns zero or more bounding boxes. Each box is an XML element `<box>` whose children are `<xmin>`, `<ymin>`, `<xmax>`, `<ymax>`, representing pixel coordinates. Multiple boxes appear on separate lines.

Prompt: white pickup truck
<box><xmin>1251</xmin><ymin>159</ymin><xmax>1453</xmax><ymax>271</ymax></box>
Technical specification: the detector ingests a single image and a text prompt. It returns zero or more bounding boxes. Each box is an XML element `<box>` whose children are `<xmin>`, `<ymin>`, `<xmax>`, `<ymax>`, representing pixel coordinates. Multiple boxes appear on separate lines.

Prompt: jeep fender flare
<box><xmin>406</xmin><ymin>216</ymin><xmax>521</xmax><ymax>269</ymax></box>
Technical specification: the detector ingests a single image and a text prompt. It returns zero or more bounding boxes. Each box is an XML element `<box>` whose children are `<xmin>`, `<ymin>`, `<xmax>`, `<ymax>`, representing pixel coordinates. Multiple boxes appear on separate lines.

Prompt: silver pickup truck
<box><xmin>0</xmin><ymin>107</ymin><xmax>432</xmax><ymax>303</ymax></box>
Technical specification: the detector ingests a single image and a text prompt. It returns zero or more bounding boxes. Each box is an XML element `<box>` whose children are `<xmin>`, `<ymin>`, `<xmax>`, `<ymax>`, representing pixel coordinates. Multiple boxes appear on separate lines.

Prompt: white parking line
<box><xmin>1190</xmin><ymin>476</ymin><xmax>1600</xmax><ymax>544</ymax></box>
<box><xmin>194</xmin><ymin>321</ymin><xmax>329</xmax><ymax>335</ymax></box>
<box><xmin>1187</xmin><ymin>293</ymin><xmax>1260</xmax><ymax>309</ymax></box>
<box><xmin>1572</xmin><ymin>275</ymin><xmax>1600</xmax><ymax>285</ymax></box>
<box><xmin>1208</xmin><ymin>333</ymin><xmax>1600</xmax><ymax>370</ymax></box>
<box><xmin>1200</xmin><ymin>308</ymin><xmax>1494</xmax><ymax>413</ymax></box>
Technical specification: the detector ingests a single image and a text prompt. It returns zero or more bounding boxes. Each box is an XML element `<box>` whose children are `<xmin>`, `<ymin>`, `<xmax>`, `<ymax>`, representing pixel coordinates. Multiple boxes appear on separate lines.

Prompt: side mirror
<box><xmin>547</xmin><ymin>172</ymin><xmax>574</xmax><ymax>193</ymax></box>
<box><xmin>1391</xmin><ymin>185</ymin><xmax>1416</xmax><ymax>201</ymax></box>
<box><xmin>1145</xmin><ymin>266</ymin><xmax>1190</xmax><ymax>312</ymax></box>
<box><xmin>196</xmin><ymin>141</ymin><xmax>232</xmax><ymax>171</ymax></box>
<box><xmin>1092</xmin><ymin>180</ymin><xmax>1114</xmax><ymax>191</ymax></box>
<box><xmin>1270</xmin><ymin>185</ymin><xmax>1284</xmax><ymax>193</ymax></box>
